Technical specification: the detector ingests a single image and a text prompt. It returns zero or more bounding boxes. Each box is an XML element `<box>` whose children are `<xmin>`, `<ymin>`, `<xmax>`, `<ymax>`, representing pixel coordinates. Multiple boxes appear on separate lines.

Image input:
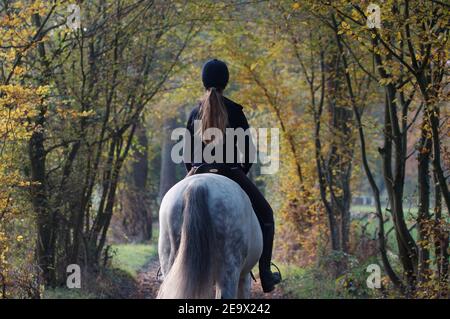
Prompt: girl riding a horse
<box><xmin>183</xmin><ymin>59</ymin><xmax>281</xmax><ymax>293</ymax></box>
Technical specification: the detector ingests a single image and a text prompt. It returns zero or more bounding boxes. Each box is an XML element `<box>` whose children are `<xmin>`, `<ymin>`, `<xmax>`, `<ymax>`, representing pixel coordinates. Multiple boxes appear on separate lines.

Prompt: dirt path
<box><xmin>135</xmin><ymin>257</ymin><xmax>161</xmax><ymax>299</ymax></box>
<box><xmin>135</xmin><ymin>257</ymin><xmax>286</xmax><ymax>299</ymax></box>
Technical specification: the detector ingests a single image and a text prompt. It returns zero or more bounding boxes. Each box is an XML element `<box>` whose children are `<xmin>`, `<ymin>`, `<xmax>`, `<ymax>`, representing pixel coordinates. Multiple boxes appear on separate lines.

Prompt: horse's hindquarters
<box><xmin>157</xmin><ymin>174</ymin><xmax>263</xmax><ymax>299</ymax></box>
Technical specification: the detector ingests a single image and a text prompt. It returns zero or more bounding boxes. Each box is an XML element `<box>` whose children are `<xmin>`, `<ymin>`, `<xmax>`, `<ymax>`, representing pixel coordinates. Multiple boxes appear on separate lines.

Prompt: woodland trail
<box><xmin>135</xmin><ymin>256</ymin><xmax>287</xmax><ymax>299</ymax></box>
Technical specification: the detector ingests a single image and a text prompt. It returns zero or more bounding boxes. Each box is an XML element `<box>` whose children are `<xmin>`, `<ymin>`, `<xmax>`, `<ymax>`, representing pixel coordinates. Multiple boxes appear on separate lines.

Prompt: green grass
<box><xmin>351</xmin><ymin>204</ymin><xmax>420</xmax><ymax>215</ymax></box>
<box><xmin>278</xmin><ymin>264</ymin><xmax>339</xmax><ymax>299</ymax></box>
<box><xmin>43</xmin><ymin>243</ymin><xmax>157</xmax><ymax>299</ymax></box>
<box><xmin>350</xmin><ymin>204</ymin><xmax>423</xmax><ymax>253</ymax></box>
<box><xmin>352</xmin><ymin>213</ymin><xmax>417</xmax><ymax>254</ymax></box>
<box><xmin>43</xmin><ymin>287</ymin><xmax>96</xmax><ymax>299</ymax></box>
<box><xmin>111</xmin><ymin>244</ymin><xmax>157</xmax><ymax>278</ymax></box>
<box><xmin>351</xmin><ymin>204</ymin><xmax>379</xmax><ymax>214</ymax></box>
<box><xmin>277</xmin><ymin>261</ymin><xmax>386</xmax><ymax>299</ymax></box>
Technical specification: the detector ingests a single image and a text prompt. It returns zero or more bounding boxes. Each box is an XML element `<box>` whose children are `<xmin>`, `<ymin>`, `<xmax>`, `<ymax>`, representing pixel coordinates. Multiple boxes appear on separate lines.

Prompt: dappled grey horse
<box><xmin>157</xmin><ymin>173</ymin><xmax>263</xmax><ymax>299</ymax></box>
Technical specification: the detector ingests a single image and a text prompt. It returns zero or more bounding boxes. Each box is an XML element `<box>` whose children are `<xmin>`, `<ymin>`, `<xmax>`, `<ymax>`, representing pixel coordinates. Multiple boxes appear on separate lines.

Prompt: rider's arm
<box><xmin>183</xmin><ymin>109</ymin><xmax>195</xmax><ymax>172</ymax></box>
<box><xmin>237</xmin><ymin>107</ymin><xmax>254</xmax><ymax>175</ymax></box>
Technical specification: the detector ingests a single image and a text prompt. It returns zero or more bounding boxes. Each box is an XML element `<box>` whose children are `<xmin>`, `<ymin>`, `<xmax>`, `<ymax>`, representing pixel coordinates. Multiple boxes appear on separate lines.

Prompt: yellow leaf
<box><xmin>249</xmin><ymin>62</ymin><xmax>258</xmax><ymax>71</ymax></box>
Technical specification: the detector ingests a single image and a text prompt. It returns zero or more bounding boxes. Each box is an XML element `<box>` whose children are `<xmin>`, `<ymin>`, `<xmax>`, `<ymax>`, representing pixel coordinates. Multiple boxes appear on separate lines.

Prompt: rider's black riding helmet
<box><xmin>201</xmin><ymin>59</ymin><xmax>229</xmax><ymax>90</ymax></box>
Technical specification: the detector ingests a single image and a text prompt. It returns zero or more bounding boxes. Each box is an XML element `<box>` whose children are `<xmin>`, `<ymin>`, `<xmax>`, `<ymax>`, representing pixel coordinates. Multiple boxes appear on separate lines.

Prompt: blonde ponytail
<box><xmin>197</xmin><ymin>87</ymin><xmax>228</xmax><ymax>144</ymax></box>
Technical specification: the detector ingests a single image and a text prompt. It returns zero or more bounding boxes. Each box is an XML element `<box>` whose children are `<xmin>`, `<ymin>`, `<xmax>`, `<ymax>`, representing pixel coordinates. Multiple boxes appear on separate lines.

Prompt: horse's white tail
<box><xmin>157</xmin><ymin>181</ymin><xmax>216</xmax><ymax>298</ymax></box>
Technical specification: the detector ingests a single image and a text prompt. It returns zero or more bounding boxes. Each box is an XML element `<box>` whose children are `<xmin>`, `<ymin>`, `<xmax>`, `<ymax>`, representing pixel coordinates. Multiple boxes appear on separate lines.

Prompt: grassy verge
<box><xmin>278</xmin><ymin>264</ymin><xmax>338</xmax><ymax>299</ymax></box>
<box><xmin>111</xmin><ymin>244</ymin><xmax>157</xmax><ymax>278</ymax></box>
<box><xmin>43</xmin><ymin>242</ymin><xmax>157</xmax><ymax>299</ymax></box>
<box><xmin>43</xmin><ymin>287</ymin><xmax>97</xmax><ymax>299</ymax></box>
<box><xmin>277</xmin><ymin>260</ymin><xmax>385</xmax><ymax>299</ymax></box>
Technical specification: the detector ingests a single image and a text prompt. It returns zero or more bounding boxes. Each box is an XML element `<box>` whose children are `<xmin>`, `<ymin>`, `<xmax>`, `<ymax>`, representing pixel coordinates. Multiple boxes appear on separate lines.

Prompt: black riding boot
<box><xmin>259</xmin><ymin>223</ymin><xmax>281</xmax><ymax>293</ymax></box>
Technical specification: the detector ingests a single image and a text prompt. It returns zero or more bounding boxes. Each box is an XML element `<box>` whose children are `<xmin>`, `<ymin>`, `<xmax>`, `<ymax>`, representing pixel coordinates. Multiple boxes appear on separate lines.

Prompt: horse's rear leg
<box><xmin>216</xmin><ymin>271</ymin><xmax>240</xmax><ymax>299</ymax></box>
<box><xmin>237</xmin><ymin>273</ymin><xmax>252</xmax><ymax>299</ymax></box>
<box><xmin>158</xmin><ymin>221</ymin><xmax>178</xmax><ymax>277</ymax></box>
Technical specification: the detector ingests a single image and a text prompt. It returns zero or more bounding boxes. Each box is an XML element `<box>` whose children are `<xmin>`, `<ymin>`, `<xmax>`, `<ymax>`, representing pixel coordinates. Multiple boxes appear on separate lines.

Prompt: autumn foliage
<box><xmin>1</xmin><ymin>0</ymin><xmax>449</xmax><ymax>299</ymax></box>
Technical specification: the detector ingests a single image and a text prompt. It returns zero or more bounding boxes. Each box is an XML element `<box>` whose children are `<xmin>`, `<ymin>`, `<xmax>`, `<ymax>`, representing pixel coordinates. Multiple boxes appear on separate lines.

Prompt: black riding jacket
<box><xmin>183</xmin><ymin>96</ymin><xmax>254</xmax><ymax>174</ymax></box>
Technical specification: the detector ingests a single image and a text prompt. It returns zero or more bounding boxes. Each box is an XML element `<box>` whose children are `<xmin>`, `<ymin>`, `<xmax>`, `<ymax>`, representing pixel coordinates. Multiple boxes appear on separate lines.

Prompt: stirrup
<box><xmin>260</xmin><ymin>264</ymin><xmax>282</xmax><ymax>293</ymax></box>
<box><xmin>271</xmin><ymin>262</ymin><xmax>282</xmax><ymax>281</ymax></box>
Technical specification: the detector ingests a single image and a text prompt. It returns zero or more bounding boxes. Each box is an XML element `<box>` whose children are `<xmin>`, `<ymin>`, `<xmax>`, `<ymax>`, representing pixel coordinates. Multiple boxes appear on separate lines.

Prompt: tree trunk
<box><xmin>114</xmin><ymin>120</ymin><xmax>152</xmax><ymax>243</ymax></box>
<box><xmin>417</xmin><ymin>114</ymin><xmax>432</xmax><ymax>283</ymax></box>
<box><xmin>159</xmin><ymin>117</ymin><xmax>178</xmax><ymax>201</ymax></box>
<box><xmin>313</xmin><ymin>46</ymin><xmax>354</xmax><ymax>276</ymax></box>
<box><xmin>433</xmin><ymin>171</ymin><xmax>449</xmax><ymax>297</ymax></box>
<box><xmin>324</xmin><ymin>50</ymin><xmax>353</xmax><ymax>258</ymax></box>
<box><xmin>29</xmin><ymin>12</ymin><xmax>57</xmax><ymax>287</ymax></box>
<box><xmin>331</xmin><ymin>13</ymin><xmax>405</xmax><ymax>293</ymax></box>
<box><xmin>29</xmin><ymin>108</ymin><xmax>56</xmax><ymax>287</ymax></box>
<box><xmin>92</xmin><ymin>125</ymin><xmax>137</xmax><ymax>261</ymax></box>
<box><xmin>380</xmin><ymin>88</ymin><xmax>417</xmax><ymax>292</ymax></box>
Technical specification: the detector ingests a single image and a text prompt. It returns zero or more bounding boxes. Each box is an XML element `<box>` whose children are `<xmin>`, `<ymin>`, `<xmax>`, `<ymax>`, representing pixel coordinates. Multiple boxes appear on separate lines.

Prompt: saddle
<box><xmin>191</xmin><ymin>163</ymin><xmax>239</xmax><ymax>180</ymax></box>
